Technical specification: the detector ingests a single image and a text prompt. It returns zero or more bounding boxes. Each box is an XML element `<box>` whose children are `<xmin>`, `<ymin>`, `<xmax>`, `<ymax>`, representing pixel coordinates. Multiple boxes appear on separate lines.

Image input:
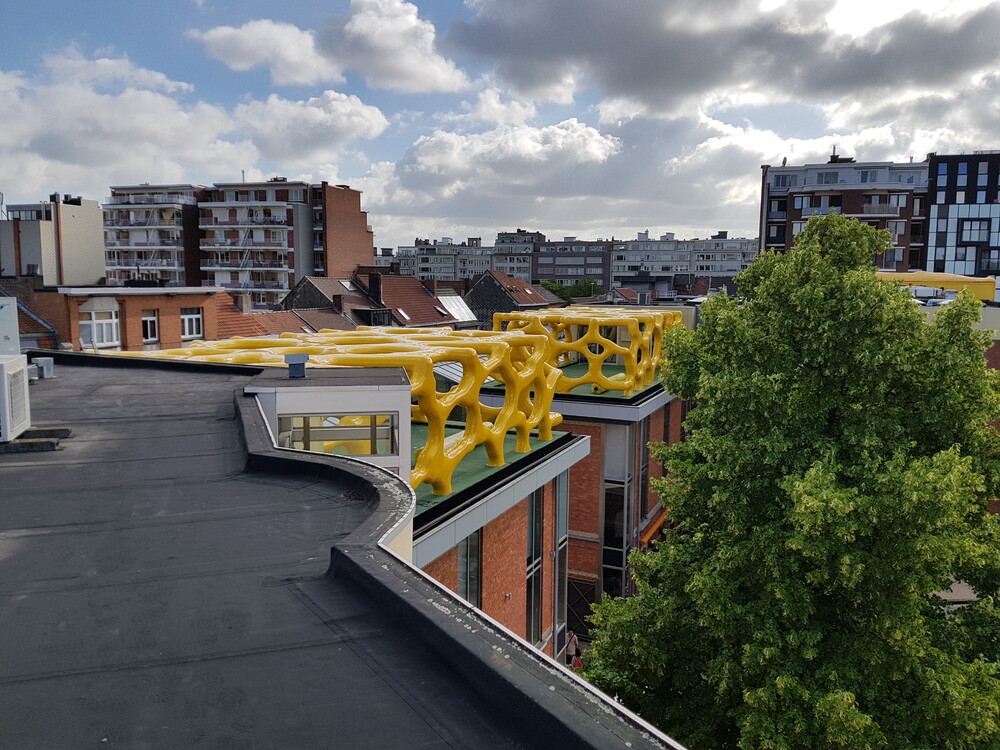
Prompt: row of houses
<box><xmin>384</xmin><ymin>230</ymin><xmax>758</xmax><ymax>298</ymax></box>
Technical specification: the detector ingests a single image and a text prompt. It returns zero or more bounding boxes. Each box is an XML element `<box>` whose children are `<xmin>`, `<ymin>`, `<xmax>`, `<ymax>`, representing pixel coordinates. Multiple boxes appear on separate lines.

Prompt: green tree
<box><xmin>585</xmin><ymin>213</ymin><xmax>1000</xmax><ymax>749</ymax></box>
<box><xmin>538</xmin><ymin>277</ymin><xmax>605</xmax><ymax>300</ymax></box>
<box><xmin>539</xmin><ymin>278</ymin><xmax>572</xmax><ymax>300</ymax></box>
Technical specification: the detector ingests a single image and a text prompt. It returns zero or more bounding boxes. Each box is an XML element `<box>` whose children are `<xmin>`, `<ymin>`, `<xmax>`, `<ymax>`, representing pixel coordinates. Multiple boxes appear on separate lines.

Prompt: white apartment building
<box><xmin>395</xmin><ymin>237</ymin><xmax>493</xmax><ymax>281</ymax></box>
<box><xmin>611</xmin><ymin>231</ymin><xmax>757</xmax><ymax>297</ymax></box>
<box><xmin>198</xmin><ymin>179</ymin><xmax>314</xmax><ymax>310</ymax></box>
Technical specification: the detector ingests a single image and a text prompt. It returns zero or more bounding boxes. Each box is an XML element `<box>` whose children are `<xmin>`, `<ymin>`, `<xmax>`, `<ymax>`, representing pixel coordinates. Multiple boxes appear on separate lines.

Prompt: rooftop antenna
<box><xmin>241</xmin><ymin>169</ymin><xmax>246</xmax><ymax>183</ymax></box>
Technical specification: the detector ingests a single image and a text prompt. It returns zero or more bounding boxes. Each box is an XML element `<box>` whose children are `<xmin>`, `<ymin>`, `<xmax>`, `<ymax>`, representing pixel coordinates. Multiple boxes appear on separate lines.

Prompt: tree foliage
<box><xmin>585</xmin><ymin>213</ymin><xmax>1000</xmax><ymax>749</ymax></box>
<box><xmin>539</xmin><ymin>277</ymin><xmax>604</xmax><ymax>300</ymax></box>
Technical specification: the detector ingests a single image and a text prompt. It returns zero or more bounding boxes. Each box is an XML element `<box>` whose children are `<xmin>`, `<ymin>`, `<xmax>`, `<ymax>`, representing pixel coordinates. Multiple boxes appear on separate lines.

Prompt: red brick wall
<box><xmin>560</xmin><ymin>420</ymin><xmax>603</xmax><ymax>582</ymax></box>
<box><xmin>422</xmin><ymin>546</ymin><xmax>458</xmax><ymax>594</ymax></box>
<box><xmin>481</xmin><ymin>499</ymin><xmax>528</xmax><ymax>636</ymax></box>
<box><xmin>321</xmin><ymin>184</ymin><xmax>375</xmax><ymax>279</ymax></box>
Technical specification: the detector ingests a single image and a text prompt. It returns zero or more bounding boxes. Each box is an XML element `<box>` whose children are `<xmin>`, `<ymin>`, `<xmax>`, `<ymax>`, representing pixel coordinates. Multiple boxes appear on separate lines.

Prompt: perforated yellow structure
<box><xmin>113</xmin><ymin>327</ymin><xmax>562</xmax><ymax>496</ymax></box>
<box><xmin>494</xmin><ymin>306</ymin><xmax>683</xmax><ymax>396</ymax></box>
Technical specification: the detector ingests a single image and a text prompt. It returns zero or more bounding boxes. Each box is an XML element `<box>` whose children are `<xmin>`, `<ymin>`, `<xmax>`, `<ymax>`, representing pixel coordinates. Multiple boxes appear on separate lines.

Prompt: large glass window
<box><xmin>458</xmin><ymin>530</ymin><xmax>481</xmax><ymax>608</ymax></box>
<box><xmin>554</xmin><ymin>471</ymin><xmax>569</xmax><ymax>657</ymax></box>
<box><xmin>961</xmin><ymin>220</ymin><xmax>990</xmax><ymax>243</ymax></box>
<box><xmin>525</xmin><ymin>488</ymin><xmax>544</xmax><ymax>645</ymax></box>
<box><xmin>79</xmin><ymin>310</ymin><xmax>120</xmax><ymax>349</ymax></box>
<box><xmin>277</xmin><ymin>413</ymin><xmax>399</xmax><ymax>455</ymax></box>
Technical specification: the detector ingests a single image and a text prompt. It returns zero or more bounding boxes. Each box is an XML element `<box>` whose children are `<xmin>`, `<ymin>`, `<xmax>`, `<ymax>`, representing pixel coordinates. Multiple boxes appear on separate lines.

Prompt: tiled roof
<box><xmin>249</xmin><ymin>310</ymin><xmax>312</xmax><ymax>335</ymax></box>
<box><xmin>487</xmin><ymin>270</ymin><xmax>549</xmax><ymax>307</ymax></box>
<box><xmin>377</xmin><ymin>275</ymin><xmax>457</xmax><ymax>326</ymax></box>
<box><xmin>214</xmin><ymin>293</ymin><xmax>269</xmax><ymax>339</ymax></box>
<box><xmin>614</xmin><ymin>287</ymin><xmax>640</xmax><ymax>303</ymax></box>
<box><xmin>295</xmin><ymin>277</ymin><xmax>381</xmax><ymax>327</ymax></box>
<box><xmin>531</xmin><ymin>284</ymin><xmax>565</xmax><ymax>305</ymax></box>
<box><xmin>293</xmin><ymin>308</ymin><xmax>355</xmax><ymax>332</ymax></box>
<box><xmin>17</xmin><ymin>307</ymin><xmax>53</xmax><ymax>336</ymax></box>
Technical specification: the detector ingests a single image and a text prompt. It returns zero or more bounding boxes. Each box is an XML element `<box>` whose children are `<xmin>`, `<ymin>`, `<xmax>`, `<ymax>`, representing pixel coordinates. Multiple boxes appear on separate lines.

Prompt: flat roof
<box><xmin>2</xmin><ymin>353</ymin><xmax>683</xmax><ymax>750</ymax></box>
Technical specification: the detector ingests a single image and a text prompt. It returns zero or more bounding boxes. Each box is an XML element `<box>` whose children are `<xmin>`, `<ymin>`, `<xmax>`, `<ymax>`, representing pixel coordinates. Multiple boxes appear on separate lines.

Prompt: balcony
<box><xmin>104</xmin><ymin>239</ymin><xmax>181</xmax><ymax>248</ymax></box>
<box><xmin>104</xmin><ymin>217</ymin><xmax>183</xmax><ymax>228</ymax></box>
<box><xmin>859</xmin><ymin>204</ymin><xmax>901</xmax><ymax>216</ymax></box>
<box><xmin>767</xmin><ymin>211</ymin><xmax>787</xmax><ymax>219</ymax></box>
<box><xmin>200</xmin><ymin>238</ymin><xmax>288</xmax><ymax>249</ymax></box>
<box><xmin>203</xmin><ymin>280</ymin><xmax>289</xmax><ymax>291</ymax></box>
<box><xmin>106</xmin><ymin>258</ymin><xmax>183</xmax><ymax>270</ymax></box>
<box><xmin>105</xmin><ymin>194</ymin><xmax>196</xmax><ymax>206</ymax></box>
<box><xmin>197</xmin><ymin>217</ymin><xmax>288</xmax><ymax>227</ymax></box>
<box><xmin>200</xmin><ymin>259</ymin><xmax>288</xmax><ymax>271</ymax></box>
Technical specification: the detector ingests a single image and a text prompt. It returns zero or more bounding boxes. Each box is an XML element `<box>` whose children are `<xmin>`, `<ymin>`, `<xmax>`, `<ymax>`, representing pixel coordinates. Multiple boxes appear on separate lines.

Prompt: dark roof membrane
<box><xmin>1</xmin><ymin>353</ymin><xmax>682</xmax><ymax>750</ymax></box>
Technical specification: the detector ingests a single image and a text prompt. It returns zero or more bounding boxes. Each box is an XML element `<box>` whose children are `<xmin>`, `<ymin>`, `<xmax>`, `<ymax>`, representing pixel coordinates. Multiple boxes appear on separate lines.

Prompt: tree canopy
<box><xmin>539</xmin><ymin>277</ymin><xmax>604</xmax><ymax>300</ymax></box>
<box><xmin>585</xmin><ymin>213</ymin><xmax>1000</xmax><ymax>749</ymax></box>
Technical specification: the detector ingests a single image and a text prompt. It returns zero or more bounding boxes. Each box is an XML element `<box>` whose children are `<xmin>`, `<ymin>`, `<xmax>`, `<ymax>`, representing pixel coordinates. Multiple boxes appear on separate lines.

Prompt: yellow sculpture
<box><xmin>494</xmin><ymin>306</ymin><xmax>682</xmax><ymax>396</ymax></box>
<box><xmin>110</xmin><ymin>307</ymin><xmax>683</xmax><ymax>494</ymax></box>
<box><xmin>113</xmin><ymin>327</ymin><xmax>562</xmax><ymax>496</ymax></box>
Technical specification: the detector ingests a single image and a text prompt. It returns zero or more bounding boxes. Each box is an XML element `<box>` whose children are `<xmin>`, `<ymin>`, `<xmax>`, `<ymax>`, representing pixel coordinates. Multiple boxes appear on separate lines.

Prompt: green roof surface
<box><xmin>411</xmin><ymin>423</ymin><xmax>568</xmax><ymax>513</ymax></box>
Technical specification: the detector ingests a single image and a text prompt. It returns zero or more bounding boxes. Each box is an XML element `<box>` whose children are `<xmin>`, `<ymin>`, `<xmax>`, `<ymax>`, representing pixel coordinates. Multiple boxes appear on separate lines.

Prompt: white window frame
<box><xmin>180</xmin><ymin>307</ymin><xmax>203</xmax><ymax>340</ymax></box>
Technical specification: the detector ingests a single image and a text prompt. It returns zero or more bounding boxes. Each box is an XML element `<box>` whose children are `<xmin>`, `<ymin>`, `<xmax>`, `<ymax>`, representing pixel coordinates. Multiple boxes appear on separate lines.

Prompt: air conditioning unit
<box><xmin>0</xmin><ymin>355</ymin><xmax>31</xmax><ymax>442</ymax></box>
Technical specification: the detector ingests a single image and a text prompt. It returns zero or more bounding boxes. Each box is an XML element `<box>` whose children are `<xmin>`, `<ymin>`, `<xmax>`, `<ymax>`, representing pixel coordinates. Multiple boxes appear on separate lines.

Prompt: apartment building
<box><xmin>197</xmin><ymin>178</ymin><xmax>311</xmax><ymax>310</ymax></box>
<box><xmin>493</xmin><ymin>229</ymin><xmax>546</xmax><ymax>280</ymax></box>
<box><xmin>394</xmin><ymin>237</ymin><xmax>493</xmax><ymax>281</ymax></box>
<box><xmin>103</xmin><ymin>184</ymin><xmax>206</xmax><ymax>288</ymax></box>
<box><xmin>759</xmin><ymin>151</ymin><xmax>929</xmax><ymax>271</ymax></box>
<box><xmin>925</xmin><ymin>152</ymin><xmax>1000</xmax><ymax>276</ymax></box>
<box><xmin>1</xmin><ymin>194</ymin><xmax>105</xmax><ymax>286</ymax></box>
<box><xmin>103</xmin><ymin>180</ymin><xmax>374</xmax><ymax>310</ymax></box>
<box><xmin>532</xmin><ymin>238</ymin><xmax>613</xmax><ymax>290</ymax></box>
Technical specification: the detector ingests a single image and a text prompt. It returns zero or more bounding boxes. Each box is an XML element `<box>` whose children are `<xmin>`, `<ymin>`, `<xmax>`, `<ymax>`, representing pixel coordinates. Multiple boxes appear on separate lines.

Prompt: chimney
<box><xmin>368</xmin><ymin>272</ymin><xmax>383</xmax><ymax>306</ymax></box>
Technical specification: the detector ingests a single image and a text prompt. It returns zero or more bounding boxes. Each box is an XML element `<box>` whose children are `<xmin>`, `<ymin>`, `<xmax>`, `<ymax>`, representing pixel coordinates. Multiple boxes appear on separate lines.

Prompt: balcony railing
<box><xmin>105</xmin><ymin>194</ymin><xmax>196</xmax><ymax>206</ymax></box>
<box><xmin>203</xmin><ymin>281</ymin><xmax>288</xmax><ymax>290</ymax></box>
<box><xmin>200</xmin><ymin>238</ymin><xmax>288</xmax><ymax>249</ymax></box>
<box><xmin>104</xmin><ymin>218</ymin><xmax>182</xmax><ymax>228</ymax></box>
<box><xmin>104</xmin><ymin>239</ymin><xmax>181</xmax><ymax>248</ymax></box>
<box><xmin>106</xmin><ymin>258</ymin><xmax>182</xmax><ymax>269</ymax></box>
<box><xmin>767</xmin><ymin>211</ymin><xmax>787</xmax><ymax>219</ymax></box>
<box><xmin>200</xmin><ymin>260</ymin><xmax>288</xmax><ymax>270</ymax></box>
<box><xmin>860</xmin><ymin>204</ymin><xmax>901</xmax><ymax>216</ymax></box>
<box><xmin>198</xmin><ymin>217</ymin><xmax>287</xmax><ymax>227</ymax></box>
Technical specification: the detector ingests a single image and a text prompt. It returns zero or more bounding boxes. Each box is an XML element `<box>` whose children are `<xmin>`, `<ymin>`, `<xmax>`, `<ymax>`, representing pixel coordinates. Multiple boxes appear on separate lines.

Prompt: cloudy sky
<box><xmin>2</xmin><ymin>0</ymin><xmax>999</xmax><ymax>249</ymax></box>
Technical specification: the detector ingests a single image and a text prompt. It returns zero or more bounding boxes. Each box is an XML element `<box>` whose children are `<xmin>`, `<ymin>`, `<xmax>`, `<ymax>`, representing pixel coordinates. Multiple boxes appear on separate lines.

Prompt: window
<box><xmin>961</xmin><ymin>219</ymin><xmax>990</xmax><ymax>243</ymax></box>
<box><xmin>773</xmin><ymin>174</ymin><xmax>797</xmax><ymax>187</ymax></box>
<box><xmin>978</xmin><ymin>191</ymin><xmax>987</xmax><ymax>204</ymax></box>
<box><xmin>458</xmin><ymin>530</ymin><xmax>482</xmax><ymax>608</ymax></box>
<box><xmin>817</xmin><ymin>171</ymin><xmax>838</xmax><ymax>184</ymax></box>
<box><xmin>79</xmin><ymin>310</ymin><xmax>120</xmax><ymax>349</ymax></box>
<box><xmin>141</xmin><ymin>309</ymin><xmax>159</xmax><ymax>342</ymax></box>
<box><xmin>526</xmin><ymin>488</ymin><xmax>544</xmax><ymax>645</ymax></box>
<box><xmin>793</xmin><ymin>196</ymin><xmax>811</xmax><ymax>210</ymax></box>
<box><xmin>180</xmin><ymin>307</ymin><xmax>203</xmax><ymax>339</ymax></box>
<box><xmin>888</xmin><ymin>194</ymin><xmax>907</xmax><ymax>208</ymax></box>
<box><xmin>860</xmin><ymin>170</ymin><xmax>878</xmax><ymax>183</ymax></box>
<box><xmin>277</xmin><ymin>412</ymin><xmax>399</xmax><ymax>455</ymax></box>
<box><xmin>792</xmin><ymin>221</ymin><xmax>807</xmax><ymax>236</ymax></box>
<box><xmin>554</xmin><ymin>471</ymin><xmax>569</xmax><ymax>657</ymax></box>
<box><xmin>888</xmin><ymin>221</ymin><xmax>906</xmax><ymax>241</ymax></box>
<box><xmin>956</xmin><ymin>191</ymin><xmax>966</xmax><ymax>203</ymax></box>
<box><xmin>938</xmin><ymin>163</ymin><xmax>949</xmax><ymax>175</ymax></box>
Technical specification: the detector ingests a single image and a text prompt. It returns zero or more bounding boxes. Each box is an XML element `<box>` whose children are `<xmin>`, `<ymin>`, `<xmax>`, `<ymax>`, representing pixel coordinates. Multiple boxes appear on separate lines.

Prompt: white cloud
<box><xmin>43</xmin><ymin>47</ymin><xmax>194</xmax><ymax>94</ymax></box>
<box><xmin>233</xmin><ymin>91</ymin><xmax>389</xmax><ymax>166</ymax></box>
<box><xmin>443</xmin><ymin>87</ymin><xmax>536</xmax><ymax>126</ymax></box>
<box><xmin>319</xmin><ymin>0</ymin><xmax>469</xmax><ymax>93</ymax></box>
<box><xmin>189</xmin><ymin>20</ymin><xmax>344</xmax><ymax>86</ymax></box>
